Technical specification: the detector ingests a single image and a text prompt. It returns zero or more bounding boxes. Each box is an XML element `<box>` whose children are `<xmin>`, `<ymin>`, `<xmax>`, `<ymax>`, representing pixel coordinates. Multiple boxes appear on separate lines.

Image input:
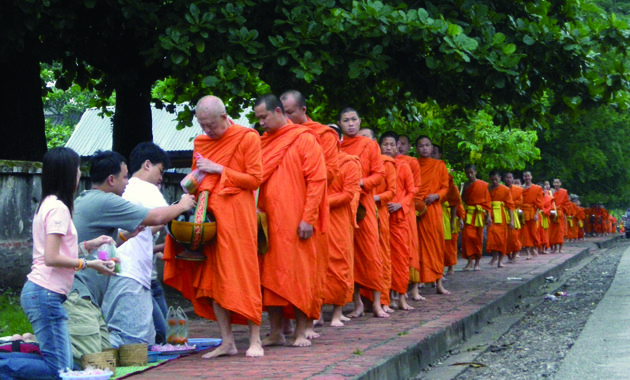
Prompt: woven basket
<box><xmin>81</xmin><ymin>350</ymin><xmax>116</xmax><ymax>373</ymax></box>
<box><xmin>102</xmin><ymin>347</ymin><xmax>119</xmax><ymax>366</ymax></box>
<box><xmin>119</xmin><ymin>343</ymin><xmax>148</xmax><ymax>366</ymax></box>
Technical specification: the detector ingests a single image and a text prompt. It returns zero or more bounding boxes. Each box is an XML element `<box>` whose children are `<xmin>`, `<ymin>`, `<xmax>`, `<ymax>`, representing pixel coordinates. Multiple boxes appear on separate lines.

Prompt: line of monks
<box><xmin>160</xmin><ymin>92</ymin><xmax>617</xmax><ymax>359</ymax></box>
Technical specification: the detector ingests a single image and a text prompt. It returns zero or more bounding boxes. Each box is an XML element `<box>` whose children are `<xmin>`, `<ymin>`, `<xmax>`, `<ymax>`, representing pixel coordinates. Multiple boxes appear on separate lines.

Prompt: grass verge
<box><xmin>0</xmin><ymin>288</ymin><xmax>33</xmax><ymax>337</ymax></box>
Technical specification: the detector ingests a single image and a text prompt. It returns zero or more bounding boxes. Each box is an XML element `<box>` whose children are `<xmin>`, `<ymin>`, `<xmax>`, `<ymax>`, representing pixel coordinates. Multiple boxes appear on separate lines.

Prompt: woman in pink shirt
<box><xmin>0</xmin><ymin>147</ymin><xmax>115</xmax><ymax>380</ymax></box>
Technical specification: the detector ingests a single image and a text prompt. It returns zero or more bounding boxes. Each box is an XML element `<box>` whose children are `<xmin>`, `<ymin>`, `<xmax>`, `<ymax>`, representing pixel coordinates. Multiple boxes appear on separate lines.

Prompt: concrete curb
<box><xmin>357</xmin><ymin>238</ymin><xmax>620</xmax><ymax>380</ymax></box>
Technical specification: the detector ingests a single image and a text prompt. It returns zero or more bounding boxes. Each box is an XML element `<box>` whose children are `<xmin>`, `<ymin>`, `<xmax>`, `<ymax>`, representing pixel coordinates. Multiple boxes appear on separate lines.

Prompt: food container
<box><xmin>119</xmin><ymin>343</ymin><xmax>148</xmax><ymax>366</ymax></box>
<box><xmin>80</xmin><ymin>351</ymin><xmax>116</xmax><ymax>373</ymax></box>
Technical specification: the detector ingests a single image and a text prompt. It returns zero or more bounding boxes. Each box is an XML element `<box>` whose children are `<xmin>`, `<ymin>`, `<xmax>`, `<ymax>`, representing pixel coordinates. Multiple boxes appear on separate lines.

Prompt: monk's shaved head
<box><xmin>196</xmin><ymin>95</ymin><xmax>226</xmax><ymax>117</ymax></box>
<box><xmin>280</xmin><ymin>90</ymin><xmax>306</xmax><ymax>108</ymax></box>
<box><xmin>280</xmin><ymin>90</ymin><xmax>308</xmax><ymax>124</ymax></box>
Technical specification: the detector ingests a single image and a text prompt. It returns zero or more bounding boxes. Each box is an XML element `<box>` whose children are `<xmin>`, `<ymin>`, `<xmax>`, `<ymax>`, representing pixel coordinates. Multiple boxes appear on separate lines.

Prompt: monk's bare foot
<box><xmin>498</xmin><ymin>263</ymin><xmax>505</xmax><ymax>268</ymax></box>
<box><xmin>383</xmin><ymin>305</ymin><xmax>395</xmax><ymax>314</ymax></box>
<box><xmin>488</xmin><ymin>259</ymin><xmax>496</xmax><ymax>266</ymax></box>
<box><xmin>293</xmin><ymin>336</ymin><xmax>312</xmax><ymax>347</ymax></box>
<box><xmin>330</xmin><ymin>319</ymin><xmax>345</xmax><ymax>327</ymax></box>
<box><xmin>390</xmin><ymin>299</ymin><xmax>399</xmax><ymax>309</ymax></box>
<box><xmin>304</xmin><ymin>326</ymin><xmax>320</xmax><ymax>340</ymax></box>
<box><xmin>313</xmin><ymin>314</ymin><xmax>324</xmax><ymax>327</ymax></box>
<box><xmin>340</xmin><ymin>314</ymin><xmax>351</xmax><ymax>322</ymax></box>
<box><xmin>473</xmin><ymin>265</ymin><xmax>481</xmax><ymax>271</ymax></box>
<box><xmin>202</xmin><ymin>343</ymin><xmax>238</xmax><ymax>358</ymax></box>
<box><xmin>436</xmin><ymin>280</ymin><xmax>451</xmax><ymax>295</ymax></box>
<box><xmin>245</xmin><ymin>342</ymin><xmax>264</xmax><ymax>357</ymax></box>
<box><xmin>261</xmin><ymin>333</ymin><xmax>286</xmax><ymax>347</ymax></box>
<box><xmin>463</xmin><ymin>264</ymin><xmax>472</xmax><ymax>271</ymax></box>
<box><xmin>399</xmin><ymin>298</ymin><xmax>414</xmax><ymax>310</ymax></box>
<box><xmin>373</xmin><ymin>307</ymin><xmax>390</xmax><ymax>318</ymax></box>
<box><xmin>347</xmin><ymin>303</ymin><xmax>364</xmax><ymax>318</ymax></box>
<box><xmin>408</xmin><ymin>286</ymin><xmax>424</xmax><ymax>301</ymax></box>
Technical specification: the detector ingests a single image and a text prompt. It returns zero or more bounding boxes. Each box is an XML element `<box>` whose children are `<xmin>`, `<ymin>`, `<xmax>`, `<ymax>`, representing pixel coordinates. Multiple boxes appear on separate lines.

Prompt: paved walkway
<box><xmin>131</xmin><ymin>236</ymin><xmax>620</xmax><ymax>380</ymax></box>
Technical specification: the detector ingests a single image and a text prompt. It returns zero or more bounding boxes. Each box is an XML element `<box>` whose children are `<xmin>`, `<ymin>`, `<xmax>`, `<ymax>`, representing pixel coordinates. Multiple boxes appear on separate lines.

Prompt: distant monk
<box><xmin>504</xmin><ymin>172</ymin><xmax>523</xmax><ymax>263</ymax></box>
<box><xmin>385</xmin><ymin>132</ymin><xmax>415</xmax><ymax>311</ymax></box>
<box><xmin>163</xmin><ymin>95</ymin><xmax>263</xmax><ymax>358</ymax></box>
<box><xmin>539</xmin><ymin>181</ymin><xmax>554</xmax><ymax>254</ymax></box>
<box><xmin>339</xmin><ymin>108</ymin><xmax>389</xmax><ymax>318</ymax></box>
<box><xmin>398</xmin><ymin>140</ymin><xmax>423</xmax><ymax>300</ymax></box>
<box><xmin>255</xmin><ymin>94</ymin><xmax>328</xmax><ymax>347</ymax></box>
<box><xmin>397</xmin><ymin>134</ymin><xmax>412</xmax><ymax>156</ymax></box>
<box><xmin>461</xmin><ymin>164</ymin><xmax>491</xmax><ymax>271</ymax></box>
<box><xmin>520</xmin><ymin>171</ymin><xmax>543</xmax><ymax>259</ymax></box>
<box><xmin>321</xmin><ymin>135</ymin><xmax>361</xmax><ymax>327</ymax></box>
<box><xmin>576</xmin><ymin>198</ymin><xmax>585</xmax><ymax>240</ymax></box>
<box><xmin>280</xmin><ymin>90</ymin><xmax>337</xmax><ymax>338</ymax></box>
<box><xmin>432</xmin><ymin>144</ymin><xmax>463</xmax><ymax>275</ymax></box>
<box><xmin>415</xmin><ymin>136</ymin><xmax>450</xmax><ymax>294</ymax></box>
<box><xmin>486</xmin><ymin>170</ymin><xmax>515</xmax><ymax>268</ymax></box>
<box><xmin>550</xmin><ymin>178</ymin><xmax>570</xmax><ymax>253</ymax></box>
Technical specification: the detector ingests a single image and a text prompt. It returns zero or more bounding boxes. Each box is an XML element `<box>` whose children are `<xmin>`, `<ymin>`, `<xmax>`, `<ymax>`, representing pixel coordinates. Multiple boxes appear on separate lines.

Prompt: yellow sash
<box><xmin>567</xmin><ymin>216</ymin><xmax>574</xmax><ymax>227</ymax></box>
<box><xmin>490</xmin><ymin>201</ymin><xmax>504</xmax><ymax>224</ymax></box>
<box><xmin>510</xmin><ymin>209</ymin><xmax>522</xmax><ymax>229</ymax></box>
<box><xmin>578</xmin><ymin>220</ymin><xmax>583</xmax><ymax>228</ymax></box>
<box><xmin>541</xmin><ymin>213</ymin><xmax>549</xmax><ymax>229</ymax></box>
<box><xmin>465</xmin><ymin>204</ymin><xmax>486</xmax><ymax>227</ymax></box>
<box><xmin>442</xmin><ymin>201</ymin><xmax>452</xmax><ymax>240</ymax></box>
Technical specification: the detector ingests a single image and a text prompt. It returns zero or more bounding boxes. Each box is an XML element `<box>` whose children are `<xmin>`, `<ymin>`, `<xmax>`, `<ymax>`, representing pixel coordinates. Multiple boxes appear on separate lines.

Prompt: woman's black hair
<box><xmin>39</xmin><ymin>147</ymin><xmax>80</xmax><ymax>215</ymax></box>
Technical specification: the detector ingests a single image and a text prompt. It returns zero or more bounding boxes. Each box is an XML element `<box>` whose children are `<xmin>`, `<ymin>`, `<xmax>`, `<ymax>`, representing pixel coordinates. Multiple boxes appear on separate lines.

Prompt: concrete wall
<box><xmin>0</xmin><ymin>161</ymin><xmax>184</xmax><ymax>290</ymax></box>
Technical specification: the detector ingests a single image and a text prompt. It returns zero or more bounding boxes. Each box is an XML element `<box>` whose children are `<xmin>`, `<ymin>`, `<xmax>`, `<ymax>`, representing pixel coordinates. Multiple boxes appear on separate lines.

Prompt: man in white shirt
<box><xmin>101</xmin><ymin>142</ymin><xmax>172</xmax><ymax>347</ymax></box>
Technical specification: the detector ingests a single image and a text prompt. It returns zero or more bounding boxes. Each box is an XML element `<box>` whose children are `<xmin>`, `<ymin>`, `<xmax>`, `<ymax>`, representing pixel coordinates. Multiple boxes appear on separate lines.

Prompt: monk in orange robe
<box><xmin>373</xmin><ymin>152</ymin><xmax>396</xmax><ymax>312</ymax></box>
<box><xmin>538</xmin><ymin>181</ymin><xmax>554</xmax><ymax>254</ymax></box>
<box><xmin>503</xmin><ymin>173</ymin><xmax>523</xmax><ymax>263</ymax></box>
<box><xmin>520</xmin><ymin>171</ymin><xmax>543</xmax><ymax>259</ymax></box>
<box><xmin>415</xmin><ymin>136</ymin><xmax>450</xmax><ymax>294</ymax></box>
<box><xmin>461</xmin><ymin>164</ymin><xmax>492</xmax><ymax>271</ymax></box>
<box><xmin>395</xmin><ymin>153</ymin><xmax>422</xmax><ymax>300</ymax></box>
<box><xmin>280</xmin><ymin>91</ymin><xmax>337</xmax><ymax>338</ymax></box>
<box><xmin>339</xmin><ymin>108</ymin><xmax>388</xmax><ymax>318</ymax></box>
<box><xmin>576</xmin><ymin>199</ymin><xmax>585</xmax><ymax>239</ymax></box>
<box><xmin>322</xmin><ymin>145</ymin><xmax>361</xmax><ymax>327</ymax></box>
<box><xmin>431</xmin><ymin>145</ymin><xmax>462</xmax><ymax>276</ymax></box>
<box><xmin>486</xmin><ymin>171</ymin><xmax>515</xmax><ymax>268</ymax></box>
<box><xmin>550</xmin><ymin>178</ymin><xmax>570</xmax><ymax>253</ymax></box>
<box><xmin>163</xmin><ymin>95</ymin><xmax>263</xmax><ymax>358</ymax></box>
<box><xmin>379</xmin><ymin>132</ymin><xmax>414</xmax><ymax>311</ymax></box>
<box><xmin>255</xmin><ymin>94</ymin><xmax>328</xmax><ymax>347</ymax></box>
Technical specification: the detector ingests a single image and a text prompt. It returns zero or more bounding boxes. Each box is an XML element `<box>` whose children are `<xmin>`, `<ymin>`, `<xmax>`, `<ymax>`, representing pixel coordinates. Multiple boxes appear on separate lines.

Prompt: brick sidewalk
<box><xmin>130</xmin><ymin>236</ymin><xmax>620</xmax><ymax>379</ymax></box>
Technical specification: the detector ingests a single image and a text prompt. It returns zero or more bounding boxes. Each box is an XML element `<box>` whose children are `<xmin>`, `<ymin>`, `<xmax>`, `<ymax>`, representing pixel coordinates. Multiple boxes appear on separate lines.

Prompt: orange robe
<box><xmin>462</xmin><ymin>180</ymin><xmax>491</xmax><ymax>260</ymax></box>
<box><xmin>550</xmin><ymin>188</ymin><xmax>570</xmax><ymax>245</ymax></box>
<box><xmin>577</xmin><ymin>206</ymin><xmax>585</xmax><ymax>239</ymax></box>
<box><xmin>507</xmin><ymin>185</ymin><xmax>523</xmax><ymax>253</ymax></box>
<box><xmin>444</xmin><ymin>174</ymin><xmax>463</xmax><ymax>267</ymax></box>
<box><xmin>163</xmin><ymin>124</ymin><xmax>262</xmax><ymax>325</ymax></box>
<box><xmin>323</xmin><ymin>152</ymin><xmax>361</xmax><ymax>306</ymax></box>
<box><xmin>521</xmin><ymin>184</ymin><xmax>543</xmax><ymax>248</ymax></box>
<box><xmin>258</xmin><ymin>123</ymin><xmax>328</xmax><ymax>320</ymax></box>
<box><xmin>302</xmin><ymin>118</ymin><xmax>337</xmax><ymax>310</ymax></box>
<box><xmin>389</xmin><ymin>159</ymin><xmax>414</xmax><ymax>294</ymax></box>
<box><xmin>486</xmin><ymin>184</ymin><xmax>515</xmax><ymax>255</ymax></box>
<box><xmin>397</xmin><ymin>155</ymin><xmax>421</xmax><ymax>280</ymax></box>
<box><xmin>566</xmin><ymin>202</ymin><xmax>578</xmax><ymax>240</ymax></box>
<box><xmin>539</xmin><ymin>191</ymin><xmax>553</xmax><ymax>249</ymax></box>
<box><xmin>341</xmin><ymin>136</ymin><xmax>385</xmax><ymax>292</ymax></box>
<box><xmin>371</xmin><ymin>156</ymin><xmax>396</xmax><ymax>304</ymax></box>
<box><xmin>415</xmin><ymin>157</ymin><xmax>449</xmax><ymax>283</ymax></box>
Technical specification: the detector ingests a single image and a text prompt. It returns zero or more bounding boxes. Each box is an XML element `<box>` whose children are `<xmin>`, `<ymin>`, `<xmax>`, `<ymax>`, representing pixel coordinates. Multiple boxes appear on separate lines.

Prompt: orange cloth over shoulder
<box><xmin>341</xmin><ymin>135</ymin><xmax>384</xmax><ymax>291</ymax></box>
<box><xmin>323</xmin><ymin>152</ymin><xmax>361</xmax><ymax>305</ymax></box>
<box><xmin>415</xmin><ymin>157</ymin><xmax>448</xmax><ymax>283</ymax></box>
<box><xmin>390</xmin><ymin>158</ymin><xmax>414</xmax><ymax>294</ymax></box>
<box><xmin>507</xmin><ymin>185</ymin><xmax>523</xmax><ymax>253</ymax></box>
<box><xmin>550</xmin><ymin>188</ymin><xmax>569</xmax><ymax>245</ymax></box>
<box><xmin>396</xmin><ymin>155</ymin><xmax>421</xmax><ymax>277</ymax></box>
<box><xmin>444</xmin><ymin>174</ymin><xmax>463</xmax><ymax>267</ymax></box>
<box><xmin>486</xmin><ymin>184</ymin><xmax>514</xmax><ymax>255</ymax></box>
<box><xmin>461</xmin><ymin>179</ymin><xmax>491</xmax><ymax>260</ymax></box>
<box><xmin>163</xmin><ymin>124</ymin><xmax>263</xmax><ymax>325</ymax></box>
<box><xmin>521</xmin><ymin>184</ymin><xmax>543</xmax><ymax>248</ymax></box>
<box><xmin>258</xmin><ymin>123</ymin><xmax>328</xmax><ymax>320</ymax></box>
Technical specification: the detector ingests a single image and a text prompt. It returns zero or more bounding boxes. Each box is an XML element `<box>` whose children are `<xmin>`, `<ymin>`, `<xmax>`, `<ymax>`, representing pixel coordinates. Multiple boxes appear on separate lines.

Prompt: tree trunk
<box><xmin>112</xmin><ymin>79</ymin><xmax>153</xmax><ymax>161</ymax></box>
<box><xmin>0</xmin><ymin>51</ymin><xmax>48</xmax><ymax>161</ymax></box>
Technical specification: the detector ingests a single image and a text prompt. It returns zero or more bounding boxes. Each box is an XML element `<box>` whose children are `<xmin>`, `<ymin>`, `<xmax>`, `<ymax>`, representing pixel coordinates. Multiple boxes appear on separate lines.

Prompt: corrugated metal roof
<box><xmin>65</xmin><ymin>104</ymin><xmax>254</xmax><ymax>156</ymax></box>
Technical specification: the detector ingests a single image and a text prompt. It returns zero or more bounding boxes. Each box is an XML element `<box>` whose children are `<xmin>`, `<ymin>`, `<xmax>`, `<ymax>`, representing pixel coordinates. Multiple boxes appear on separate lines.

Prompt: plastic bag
<box><xmin>96</xmin><ymin>242</ymin><xmax>120</xmax><ymax>273</ymax></box>
<box><xmin>180</xmin><ymin>153</ymin><xmax>207</xmax><ymax>194</ymax></box>
<box><xmin>166</xmin><ymin>306</ymin><xmax>189</xmax><ymax>344</ymax></box>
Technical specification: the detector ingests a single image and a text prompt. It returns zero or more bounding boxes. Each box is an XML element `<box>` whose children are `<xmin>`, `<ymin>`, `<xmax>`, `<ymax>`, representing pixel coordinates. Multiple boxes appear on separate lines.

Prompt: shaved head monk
<box><xmin>339</xmin><ymin>108</ymin><xmax>389</xmax><ymax>318</ymax></box>
<box><xmin>520</xmin><ymin>171</ymin><xmax>543</xmax><ymax>259</ymax></box>
<box><xmin>461</xmin><ymin>164</ymin><xmax>492</xmax><ymax>271</ymax></box>
<box><xmin>415</xmin><ymin>136</ymin><xmax>450</xmax><ymax>295</ymax></box>
<box><xmin>486</xmin><ymin>170</ymin><xmax>515</xmax><ymax>268</ymax></box>
<box><xmin>550</xmin><ymin>178</ymin><xmax>570</xmax><ymax>253</ymax></box>
<box><xmin>358</xmin><ymin>128</ymin><xmax>377</xmax><ymax>140</ymax></box>
<box><xmin>163</xmin><ymin>95</ymin><xmax>264</xmax><ymax>358</ymax></box>
<box><xmin>397</xmin><ymin>134</ymin><xmax>411</xmax><ymax>156</ymax></box>
<box><xmin>381</xmin><ymin>131</ymin><xmax>414</xmax><ymax>311</ymax></box>
<box><xmin>281</xmin><ymin>90</ymin><xmax>337</xmax><ymax>338</ymax></box>
<box><xmin>503</xmin><ymin>172</ymin><xmax>523</xmax><ymax>263</ymax></box>
<box><xmin>255</xmin><ymin>94</ymin><xmax>328</xmax><ymax>347</ymax></box>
